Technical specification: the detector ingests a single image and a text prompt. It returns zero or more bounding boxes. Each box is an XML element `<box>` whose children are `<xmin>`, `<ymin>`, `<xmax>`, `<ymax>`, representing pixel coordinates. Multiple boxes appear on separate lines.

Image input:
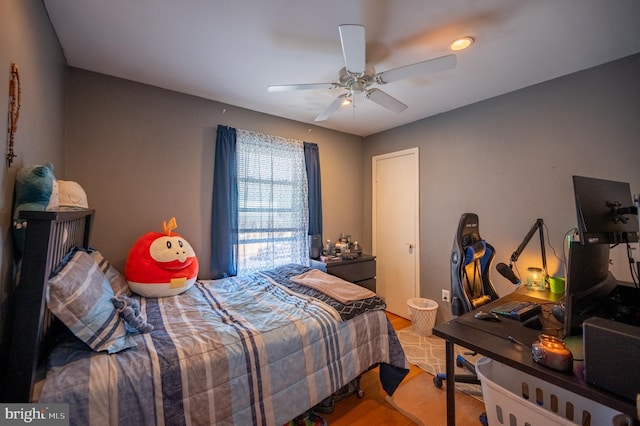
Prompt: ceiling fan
<box><xmin>268</xmin><ymin>24</ymin><xmax>457</xmax><ymax>122</ymax></box>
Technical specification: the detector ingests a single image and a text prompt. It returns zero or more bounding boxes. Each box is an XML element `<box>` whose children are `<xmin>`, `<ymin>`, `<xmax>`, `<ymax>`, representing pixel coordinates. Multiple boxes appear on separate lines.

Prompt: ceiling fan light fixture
<box><xmin>450</xmin><ymin>36</ymin><xmax>474</xmax><ymax>51</ymax></box>
<box><xmin>278</xmin><ymin>25</ymin><xmax>458</xmax><ymax>122</ymax></box>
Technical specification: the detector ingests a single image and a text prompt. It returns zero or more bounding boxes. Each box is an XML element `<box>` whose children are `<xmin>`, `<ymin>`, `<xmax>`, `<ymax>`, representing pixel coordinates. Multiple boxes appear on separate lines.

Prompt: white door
<box><xmin>372</xmin><ymin>148</ymin><xmax>419</xmax><ymax>318</ymax></box>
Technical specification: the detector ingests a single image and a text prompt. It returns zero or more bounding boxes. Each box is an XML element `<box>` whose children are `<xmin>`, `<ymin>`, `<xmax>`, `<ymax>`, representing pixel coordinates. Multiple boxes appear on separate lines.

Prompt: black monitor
<box><xmin>573</xmin><ymin>175</ymin><xmax>639</xmax><ymax>245</ymax></box>
<box><xmin>562</xmin><ymin>242</ymin><xmax>619</xmax><ymax>336</ymax></box>
<box><xmin>562</xmin><ymin>176</ymin><xmax>639</xmax><ymax>336</ymax></box>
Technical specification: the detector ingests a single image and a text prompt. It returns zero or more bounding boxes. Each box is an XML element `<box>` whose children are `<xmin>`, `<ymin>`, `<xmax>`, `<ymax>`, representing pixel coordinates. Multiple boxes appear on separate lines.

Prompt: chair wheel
<box><xmin>357</xmin><ymin>390</ymin><xmax>364</xmax><ymax>398</ymax></box>
<box><xmin>433</xmin><ymin>377</ymin><xmax>443</xmax><ymax>388</ymax></box>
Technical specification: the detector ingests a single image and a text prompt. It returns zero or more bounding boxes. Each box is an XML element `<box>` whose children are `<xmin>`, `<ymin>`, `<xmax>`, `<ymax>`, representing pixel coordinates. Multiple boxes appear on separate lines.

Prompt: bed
<box><xmin>4</xmin><ymin>209</ymin><xmax>410</xmax><ymax>425</ymax></box>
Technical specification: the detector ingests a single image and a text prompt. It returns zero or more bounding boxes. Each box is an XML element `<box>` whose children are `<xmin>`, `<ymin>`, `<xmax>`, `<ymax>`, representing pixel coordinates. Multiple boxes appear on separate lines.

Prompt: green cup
<box><xmin>549</xmin><ymin>276</ymin><xmax>566</xmax><ymax>294</ymax></box>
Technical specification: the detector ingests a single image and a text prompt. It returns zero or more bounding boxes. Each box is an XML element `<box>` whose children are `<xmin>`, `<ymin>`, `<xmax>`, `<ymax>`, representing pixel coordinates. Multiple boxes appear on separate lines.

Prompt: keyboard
<box><xmin>490</xmin><ymin>300</ymin><xmax>542</xmax><ymax>321</ymax></box>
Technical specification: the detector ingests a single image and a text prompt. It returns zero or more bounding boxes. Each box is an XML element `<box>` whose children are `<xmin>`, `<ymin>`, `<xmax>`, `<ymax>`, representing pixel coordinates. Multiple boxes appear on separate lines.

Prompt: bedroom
<box><xmin>1</xmin><ymin>1</ymin><xmax>639</xmax><ymax>425</ymax></box>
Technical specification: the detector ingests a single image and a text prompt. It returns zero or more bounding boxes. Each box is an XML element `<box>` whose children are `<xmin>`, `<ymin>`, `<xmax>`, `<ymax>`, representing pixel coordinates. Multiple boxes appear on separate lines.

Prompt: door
<box><xmin>372</xmin><ymin>148</ymin><xmax>419</xmax><ymax>318</ymax></box>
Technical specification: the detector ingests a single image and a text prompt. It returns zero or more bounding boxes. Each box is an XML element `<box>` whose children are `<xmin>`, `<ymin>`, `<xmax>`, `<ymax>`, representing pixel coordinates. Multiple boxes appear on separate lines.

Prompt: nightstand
<box><xmin>309</xmin><ymin>254</ymin><xmax>376</xmax><ymax>292</ymax></box>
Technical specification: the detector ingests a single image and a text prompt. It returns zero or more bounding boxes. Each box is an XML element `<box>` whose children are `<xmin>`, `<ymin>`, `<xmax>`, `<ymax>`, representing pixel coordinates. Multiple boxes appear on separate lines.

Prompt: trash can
<box><xmin>407</xmin><ymin>298</ymin><xmax>438</xmax><ymax>336</ymax></box>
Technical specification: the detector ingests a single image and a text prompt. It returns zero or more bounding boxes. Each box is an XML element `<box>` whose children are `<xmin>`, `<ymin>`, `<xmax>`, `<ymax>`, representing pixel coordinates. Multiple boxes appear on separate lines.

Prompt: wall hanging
<box><xmin>7</xmin><ymin>62</ymin><xmax>21</xmax><ymax>168</ymax></box>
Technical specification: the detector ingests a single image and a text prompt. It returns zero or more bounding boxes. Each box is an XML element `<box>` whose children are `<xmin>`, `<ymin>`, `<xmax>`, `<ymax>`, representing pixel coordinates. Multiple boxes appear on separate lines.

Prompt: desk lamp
<box><xmin>496</xmin><ymin>218</ymin><xmax>549</xmax><ymax>287</ymax></box>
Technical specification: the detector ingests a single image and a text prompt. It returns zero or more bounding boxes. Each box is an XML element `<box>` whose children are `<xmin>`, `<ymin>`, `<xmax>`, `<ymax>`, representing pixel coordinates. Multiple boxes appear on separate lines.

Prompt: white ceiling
<box><xmin>44</xmin><ymin>0</ymin><xmax>640</xmax><ymax>137</ymax></box>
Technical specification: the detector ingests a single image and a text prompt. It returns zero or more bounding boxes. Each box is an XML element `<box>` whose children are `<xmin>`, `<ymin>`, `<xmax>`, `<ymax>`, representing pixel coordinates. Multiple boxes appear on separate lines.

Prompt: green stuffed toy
<box><xmin>13</xmin><ymin>162</ymin><xmax>58</xmax><ymax>255</ymax></box>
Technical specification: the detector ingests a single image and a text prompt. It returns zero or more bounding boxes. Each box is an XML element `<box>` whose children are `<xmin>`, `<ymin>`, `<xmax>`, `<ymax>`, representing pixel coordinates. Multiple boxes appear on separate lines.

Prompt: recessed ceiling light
<box><xmin>450</xmin><ymin>36</ymin><xmax>474</xmax><ymax>51</ymax></box>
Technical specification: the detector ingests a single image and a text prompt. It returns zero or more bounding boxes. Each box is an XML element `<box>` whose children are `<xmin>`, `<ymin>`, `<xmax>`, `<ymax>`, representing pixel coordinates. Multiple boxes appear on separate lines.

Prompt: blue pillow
<box><xmin>87</xmin><ymin>248</ymin><xmax>131</xmax><ymax>297</ymax></box>
<box><xmin>47</xmin><ymin>249</ymin><xmax>136</xmax><ymax>353</ymax></box>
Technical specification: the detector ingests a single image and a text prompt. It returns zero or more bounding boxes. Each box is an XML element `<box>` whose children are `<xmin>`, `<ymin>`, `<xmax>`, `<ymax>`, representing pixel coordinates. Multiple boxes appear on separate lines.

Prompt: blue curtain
<box><xmin>210</xmin><ymin>125</ymin><xmax>238</xmax><ymax>278</ymax></box>
<box><xmin>304</xmin><ymin>142</ymin><xmax>323</xmax><ymax>237</ymax></box>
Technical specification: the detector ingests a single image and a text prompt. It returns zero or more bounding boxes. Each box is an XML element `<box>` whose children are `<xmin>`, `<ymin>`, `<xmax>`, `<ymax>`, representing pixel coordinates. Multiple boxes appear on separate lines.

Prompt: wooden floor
<box><xmin>322</xmin><ymin>312</ymin><xmax>487</xmax><ymax>426</ymax></box>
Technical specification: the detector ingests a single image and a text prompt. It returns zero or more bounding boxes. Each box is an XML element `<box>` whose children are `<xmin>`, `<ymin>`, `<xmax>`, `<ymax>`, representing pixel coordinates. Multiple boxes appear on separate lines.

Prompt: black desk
<box><xmin>432</xmin><ymin>288</ymin><xmax>639</xmax><ymax>426</ymax></box>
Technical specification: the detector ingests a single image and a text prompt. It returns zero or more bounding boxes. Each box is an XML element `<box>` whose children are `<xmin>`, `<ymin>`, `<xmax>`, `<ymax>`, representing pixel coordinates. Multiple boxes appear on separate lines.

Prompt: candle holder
<box><xmin>526</xmin><ymin>267</ymin><xmax>545</xmax><ymax>291</ymax></box>
<box><xmin>531</xmin><ymin>334</ymin><xmax>573</xmax><ymax>371</ymax></box>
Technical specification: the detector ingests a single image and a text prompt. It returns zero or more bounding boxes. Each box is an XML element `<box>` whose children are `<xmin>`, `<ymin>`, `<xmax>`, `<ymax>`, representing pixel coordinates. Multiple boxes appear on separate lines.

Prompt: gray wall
<box><xmin>364</xmin><ymin>54</ymin><xmax>640</xmax><ymax>321</ymax></box>
<box><xmin>0</xmin><ymin>0</ymin><xmax>67</xmax><ymax>361</ymax></box>
<box><xmin>64</xmin><ymin>69</ymin><xmax>365</xmax><ymax>274</ymax></box>
<box><xmin>1</xmin><ymin>0</ymin><xmax>639</xmax><ymax>335</ymax></box>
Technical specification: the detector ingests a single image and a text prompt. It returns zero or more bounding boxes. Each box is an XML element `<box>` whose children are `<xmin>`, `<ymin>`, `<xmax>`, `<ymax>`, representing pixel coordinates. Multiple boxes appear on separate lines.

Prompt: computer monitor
<box><xmin>562</xmin><ymin>176</ymin><xmax>639</xmax><ymax>336</ymax></box>
<box><xmin>562</xmin><ymin>242</ymin><xmax>619</xmax><ymax>336</ymax></box>
<box><xmin>573</xmin><ymin>175</ymin><xmax>639</xmax><ymax>245</ymax></box>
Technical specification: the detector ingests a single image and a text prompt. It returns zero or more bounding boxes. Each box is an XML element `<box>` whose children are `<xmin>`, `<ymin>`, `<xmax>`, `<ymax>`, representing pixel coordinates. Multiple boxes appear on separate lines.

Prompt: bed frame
<box><xmin>4</xmin><ymin>209</ymin><xmax>95</xmax><ymax>402</ymax></box>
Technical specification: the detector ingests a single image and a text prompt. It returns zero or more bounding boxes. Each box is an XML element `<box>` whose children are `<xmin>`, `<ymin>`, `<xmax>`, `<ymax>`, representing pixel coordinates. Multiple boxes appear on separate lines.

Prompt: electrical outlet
<box><xmin>442</xmin><ymin>289</ymin><xmax>450</xmax><ymax>303</ymax></box>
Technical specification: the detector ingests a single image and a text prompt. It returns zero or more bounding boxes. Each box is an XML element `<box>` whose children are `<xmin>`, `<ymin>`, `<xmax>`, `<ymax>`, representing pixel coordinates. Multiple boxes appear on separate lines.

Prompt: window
<box><xmin>235</xmin><ymin>130</ymin><xmax>309</xmax><ymax>274</ymax></box>
<box><xmin>211</xmin><ymin>126</ymin><xmax>321</xmax><ymax>279</ymax></box>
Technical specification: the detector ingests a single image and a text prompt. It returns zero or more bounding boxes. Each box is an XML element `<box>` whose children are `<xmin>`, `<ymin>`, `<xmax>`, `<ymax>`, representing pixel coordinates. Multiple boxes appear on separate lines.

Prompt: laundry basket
<box><xmin>475</xmin><ymin>357</ymin><xmax>630</xmax><ymax>426</ymax></box>
<box><xmin>406</xmin><ymin>298</ymin><xmax>438</xmax><ymax>336</ymax></box>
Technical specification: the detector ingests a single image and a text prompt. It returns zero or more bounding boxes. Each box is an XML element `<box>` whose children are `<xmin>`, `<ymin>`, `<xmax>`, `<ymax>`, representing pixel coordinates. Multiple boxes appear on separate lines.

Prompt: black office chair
<box><xmin>434</xmin><ymin>213</ymin><xmax>499</xmax><ymax>388</ymax></box>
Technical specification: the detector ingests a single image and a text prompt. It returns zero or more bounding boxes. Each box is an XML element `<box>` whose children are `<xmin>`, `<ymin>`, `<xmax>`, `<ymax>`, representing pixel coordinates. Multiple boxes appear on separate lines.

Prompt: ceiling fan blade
<box><xmin>314</xmin><ymin>93</ymin><xmax>349</xmax><ymax>122</ymax></box>
<box><xmin>375</xmin><ymin>54</ymin><xmax>457</xmax><ymax>84</ymax></box>
<box><xmin>268</xmin><ymin>83</ymin><xmax>338</xmax><ymax>92</ymax></box>
<box><xmin>365</xmin><ymin>88</ymin><xmax>407</xmax><ymax>113</ymax></box>
<box><xmin>339</xmin><ymin>24</ymin><xmax>366</xmax><ymax>74</ymax></box>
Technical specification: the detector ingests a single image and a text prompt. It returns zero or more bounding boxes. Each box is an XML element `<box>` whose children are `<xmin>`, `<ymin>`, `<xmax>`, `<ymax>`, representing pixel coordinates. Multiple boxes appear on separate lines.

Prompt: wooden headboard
<box><xmin>4</xmin><ymin>209</ymin><xmax>95</xmax><ymax>402</ymax></box>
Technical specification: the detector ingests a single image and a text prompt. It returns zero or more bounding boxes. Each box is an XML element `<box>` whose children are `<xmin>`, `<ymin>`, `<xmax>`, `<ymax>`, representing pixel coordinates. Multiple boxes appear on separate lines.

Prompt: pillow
<box><xmin>87</xmin><ymin>248</ymin><xmax>131</xmax><ymax>297</ymax></box>
<box><xmin>47</xmin><ymin>249</ymin><xmax>136</xmax><ymax>353</ymax></box>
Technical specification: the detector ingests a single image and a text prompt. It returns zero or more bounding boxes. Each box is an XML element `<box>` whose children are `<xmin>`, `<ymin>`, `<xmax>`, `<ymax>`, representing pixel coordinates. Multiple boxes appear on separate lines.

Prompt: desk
<box><xmin>432</xmin><ymin>288</ymin><xmax>639</xmax><ymax>426</ymax></box>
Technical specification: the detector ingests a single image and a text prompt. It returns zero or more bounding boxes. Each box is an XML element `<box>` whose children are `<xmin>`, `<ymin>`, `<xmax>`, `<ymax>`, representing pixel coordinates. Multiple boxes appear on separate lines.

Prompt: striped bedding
<box><xmin>39</xmin><ymin>264</ymin><xmax>409</xmax><ymax>425</ymax></box>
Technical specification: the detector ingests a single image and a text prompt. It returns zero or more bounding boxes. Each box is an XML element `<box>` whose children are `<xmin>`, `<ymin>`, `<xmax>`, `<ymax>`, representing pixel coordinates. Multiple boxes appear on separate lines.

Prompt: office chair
<box><xmin>434</xmin><ymin>213</ymin><xmax>499</xmax><ymax>388</ymax></box>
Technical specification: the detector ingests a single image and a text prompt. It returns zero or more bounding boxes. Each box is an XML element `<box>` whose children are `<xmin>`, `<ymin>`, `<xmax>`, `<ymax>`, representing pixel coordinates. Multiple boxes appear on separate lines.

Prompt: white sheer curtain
<box><xmin>235</xmin><ymin>129</ymin><xmax>309</xmax><ymax>275</ymax></box>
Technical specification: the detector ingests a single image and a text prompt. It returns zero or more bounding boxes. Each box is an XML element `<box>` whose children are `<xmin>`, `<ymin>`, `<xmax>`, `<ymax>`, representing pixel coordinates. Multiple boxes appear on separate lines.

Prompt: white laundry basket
<box><xmin>406</xmin><ymin>298</ymin><xmax>438</xmax><ymax>336</ymax></box>
<box><xmin>475</xmin><ymin>357</ymin><xmax>631</xmax><ymax>426</ymax></box>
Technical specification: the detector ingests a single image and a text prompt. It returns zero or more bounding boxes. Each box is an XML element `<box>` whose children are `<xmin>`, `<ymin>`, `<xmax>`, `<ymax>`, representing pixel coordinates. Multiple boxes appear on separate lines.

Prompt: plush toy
<box><xmin>125</xmin><ymin>217</ymin><xmax>199</xmax><ymax>298</ymax></box>
<box><xmin>12</xmin><ymin>163</ymin><xmax>59</xmax><ymax>254</ymax></box>
<box><xmin>112</xmin><ymin>294</ymin><xmax>154</xmax><ymax>334</ymax></box>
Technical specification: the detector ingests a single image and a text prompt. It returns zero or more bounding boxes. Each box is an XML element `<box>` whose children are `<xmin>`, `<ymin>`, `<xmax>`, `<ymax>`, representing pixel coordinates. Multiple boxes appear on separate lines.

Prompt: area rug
<box><xmin>396</xmin><ymin>325</ymin><xmax>484</xmax><ymax>402</ymax></box>
<box><xmin>384</xmin><ymin>372</ymin><xmax>487</xmax><ymax>426</ymax></box>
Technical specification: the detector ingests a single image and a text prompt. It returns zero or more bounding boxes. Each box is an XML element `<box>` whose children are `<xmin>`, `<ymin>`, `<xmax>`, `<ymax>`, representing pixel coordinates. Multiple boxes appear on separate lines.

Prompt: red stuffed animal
<box><xmin>125</xmin><ymin>217</ymin><xmax>198</xmax><ymax>297</ymax></box>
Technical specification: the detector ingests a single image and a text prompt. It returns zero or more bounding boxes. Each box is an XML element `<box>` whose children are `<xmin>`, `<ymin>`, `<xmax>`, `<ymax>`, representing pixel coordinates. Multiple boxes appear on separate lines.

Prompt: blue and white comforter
<box><xmin>39</xmin><ymin>264</ymin><xmax>409</xmax><ymax>425</ymax></box>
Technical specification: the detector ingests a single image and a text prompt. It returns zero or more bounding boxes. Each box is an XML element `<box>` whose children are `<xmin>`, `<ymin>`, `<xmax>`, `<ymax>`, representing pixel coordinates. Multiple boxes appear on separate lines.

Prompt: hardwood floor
<box><xmin>322</xmin><ymin>312</ymin><xmax>487</xmax><ymax>425</ymax></box>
